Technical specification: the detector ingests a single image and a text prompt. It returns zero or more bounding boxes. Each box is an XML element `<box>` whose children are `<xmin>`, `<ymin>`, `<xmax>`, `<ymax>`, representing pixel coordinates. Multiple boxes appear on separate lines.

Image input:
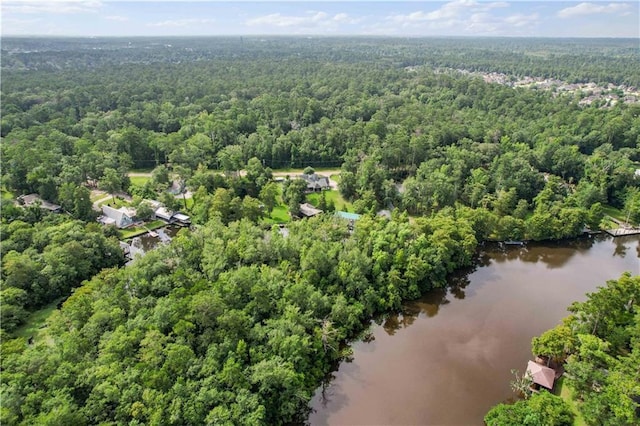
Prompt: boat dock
<box><xmin>603</xmin><ymin>215</ymin><xmax>640</xmax><ymax>237</ymax></box>
<box><xmin>604</xmin><ymin>227</ymin><xmax>640</xmax><ymax>237</ymax></box>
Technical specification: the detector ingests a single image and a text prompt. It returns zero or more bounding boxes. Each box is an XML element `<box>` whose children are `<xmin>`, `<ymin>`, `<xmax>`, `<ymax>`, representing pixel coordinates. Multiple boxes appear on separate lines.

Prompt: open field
<box><xmin>13</xmin><ymin>298</ymin><xmax>63</xmax><ymax>344</ymax></box>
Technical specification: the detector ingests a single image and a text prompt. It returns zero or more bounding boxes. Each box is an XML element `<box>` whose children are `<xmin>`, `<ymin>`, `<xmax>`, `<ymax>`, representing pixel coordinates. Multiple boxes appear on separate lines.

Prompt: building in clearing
<box><xmin>154</xmin><ymin>207</ymin><xmax>174</xmax><ymax>222</ymax></box>
<box><xmin>172</xmin><ymin>213</ymin><xmax>191</xmax><ymax>226</ymax></box>
<box><xmin>334</xmin><ymin>211</ymin><xmax>362</xmax><ymax>221</ymax></box>
<box><xmin>299</xmin><ymin>203</ymin><xmax>323</xmax><ymax>218</ymax></box>
<box><xmin>17</xmin><ymin>194</ymin><xmax>62</xmax><ymax>213</ymax></box>
<box><xmin>299</xmin><ymin>173</ymin><xmax>330</xmax><ymax>192</ymax></box>
<box><xmin>100</xmin><ymin>205</ymin><xmax>134</xmax><ymax>228</ymax></box>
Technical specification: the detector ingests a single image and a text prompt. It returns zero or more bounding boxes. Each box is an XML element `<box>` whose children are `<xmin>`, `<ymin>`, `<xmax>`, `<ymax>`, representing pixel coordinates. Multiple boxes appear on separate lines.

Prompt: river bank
<box><xmin>308</xmin><ymin>234</ymin><xmax>639</xmax><ymax>425</ymax></box>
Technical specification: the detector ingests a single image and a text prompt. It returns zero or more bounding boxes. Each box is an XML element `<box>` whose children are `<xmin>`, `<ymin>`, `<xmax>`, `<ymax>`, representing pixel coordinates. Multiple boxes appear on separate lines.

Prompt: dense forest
<box><xmin>1</xmin><ymin>37</ymin><xmax>639</xmax><ymax>424</ymax></box>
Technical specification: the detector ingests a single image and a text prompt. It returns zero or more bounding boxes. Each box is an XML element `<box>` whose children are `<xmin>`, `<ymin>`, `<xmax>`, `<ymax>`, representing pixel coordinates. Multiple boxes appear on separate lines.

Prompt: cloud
<box><xmin>2</xmin><ymin>0</ymin><xmax>102</xmax><ymax>14</ymax></box>
<box><xmin>557</xmin><ymin>2</ymin><xmax>630</xmax><ymax>18</ymax></box>
<box><xmin>389</xmin><ymin>0</ymin><xmax>509</xmax><ymax>24</ymax></box>
<box><xmin>146</xmin><ymin>18</ymin><xmax>215</xmax><ymax>28</ymax></box>
<box><xmin>333</xmin><ymin>13</ymin><xmax>362</xmax><ymax>25</ymax></box>
<box><xmin>246</xmin><ymin>11</ymin><xmax>360</xmax><ymax>31</ymax></box>
<box><xmin>380</xmin><ymin>1</ymin><xmax>541</xmax><ymax>36</ymax></box>
<box><xmin>105</xmin><ymin>15</ymin><xmax>128</xmax><ymax>22</ymax></box>
<box><xmin>504</xmin><ymin>13</ymin><xmax>539</xmax><ymax>28</ymax></box>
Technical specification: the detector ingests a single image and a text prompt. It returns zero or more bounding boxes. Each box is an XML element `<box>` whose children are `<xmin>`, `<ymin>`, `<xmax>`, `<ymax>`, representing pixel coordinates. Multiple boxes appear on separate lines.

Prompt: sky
<box><xmin>2</xmin><ymin>0</ymin><xmax>639</xmax><ymax>38</ymax></box>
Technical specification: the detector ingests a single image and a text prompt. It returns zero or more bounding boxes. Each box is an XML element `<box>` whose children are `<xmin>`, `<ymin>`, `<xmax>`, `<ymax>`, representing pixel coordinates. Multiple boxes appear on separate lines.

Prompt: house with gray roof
<box><xmin>18</xmin><ymin>194</ymin><xmax>62</xmax><ymax>213</ymax></box>
<box><xmin>100</xmin><ymin>205</ymin><xmax>134</xmax><ymax>229</ymax></box>
<box><xmin>299</xmin><ymin>173</ymin><xmax>330</xmax><ymax>192</ymax></box>
<box><xmin>299</xmin><ymin>203</ymin><xmax>323</xmax><ymax>218</ymax></box>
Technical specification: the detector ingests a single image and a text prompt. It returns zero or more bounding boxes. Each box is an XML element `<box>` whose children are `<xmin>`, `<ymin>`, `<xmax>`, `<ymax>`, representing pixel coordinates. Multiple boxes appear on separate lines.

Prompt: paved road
<box><xmin>91</xmin><ymin>191</ymin><xmax>110</xmax><ymax>211</ymax></box>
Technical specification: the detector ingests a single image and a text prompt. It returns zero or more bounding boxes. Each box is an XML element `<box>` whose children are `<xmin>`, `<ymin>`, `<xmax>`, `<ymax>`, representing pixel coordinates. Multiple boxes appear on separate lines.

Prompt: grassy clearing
<box><xmin>13</xmin><ymin>298</ymin><xmax>63</xmax><ymax>344</ymax></box>
<box><xmin>602</xmin><ymin>204</ymin><xmax>624</xmax><ymax>221</ymax></box>
<box><xmin>120</xmin><ymin>219</ymin><xmax>166</xmax><ymax>239</ymax></box>
<box><xmin>261</xmin><ymin>204</ymin><xmax>291</xmax><ymax>224</ymax></box>
<box><xmin>555</xmin><ymin>377</ymin><xmax>587</xmax><ymax>426</ymax></box>
<box><xmin>602</xmin><ymin>204</ymin><xmax>637</xmax><ymax>226</ymax></box>
<box><xmin>175</xmin><ymin>195</ymin><xmax>194</xmax><ymax>211</ymax></box>
<box><xmin>306</xmin><ymin>190</ymin><xmax>353</xmax><ymax>212</ymax></box>
<box><xmin>329</xmin><ymin>173</ymin><xmax>341</xmax><ymax>184</ymax></box>
<box><xmin>2</xmin><ymin>186</ymin><xmax>14</xmax><ymax>200</ymax></box>
<box><xmin>129</xmin><ymin>176</ymin><xmax>150</xmax><ymax>187</ymax></box>
<box><xmin>102</xmin><ymin>197</ymin><xmax>132</xmax><ymax>209</ymax></box>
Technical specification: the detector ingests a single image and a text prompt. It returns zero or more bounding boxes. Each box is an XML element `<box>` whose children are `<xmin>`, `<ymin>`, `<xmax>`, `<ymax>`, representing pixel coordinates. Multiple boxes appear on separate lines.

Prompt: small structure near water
<box><xmin>142</xmin><ymin>200</ymin><xmax>191</xmax><ymax>225</ymax></box>
<box><xmin>526</xmin><ymin>360</ymin><xmax>557</xmax><ymax>391</ymax></box>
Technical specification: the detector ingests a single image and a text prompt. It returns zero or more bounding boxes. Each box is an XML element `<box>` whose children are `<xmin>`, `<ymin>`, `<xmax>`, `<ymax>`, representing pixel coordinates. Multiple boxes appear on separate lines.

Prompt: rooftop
<box><xmin>335</xmin><ymin>211</ymin><xmax>362</xmax><ymax>221</ymax></box>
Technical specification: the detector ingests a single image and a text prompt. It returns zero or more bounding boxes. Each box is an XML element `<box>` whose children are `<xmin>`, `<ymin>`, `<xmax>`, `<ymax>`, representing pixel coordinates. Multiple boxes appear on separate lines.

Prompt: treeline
<box><xmin>1</xmin><ymin>213</ymin><xmax>477</xmax><ymax>425</ymax></box>
<box><xmin>2</xmin><ymin>45</ymin><xmax>639</xmax><ymax>227</ymax></box>
<box><xmin>3</xmin><ymin>37</ymin><xmax>639</xmax><ymax>86</ymax></box>
<box><xmin>485</xmin><ymin>273</ymin><xmax>640</xmax><ymax>425</ymax></box>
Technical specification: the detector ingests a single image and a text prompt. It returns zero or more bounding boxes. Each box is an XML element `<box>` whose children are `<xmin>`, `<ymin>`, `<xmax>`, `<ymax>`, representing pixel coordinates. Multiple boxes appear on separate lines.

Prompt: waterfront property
<box><xmin>526</xmin><ymin>360</ymin><xmax>556</xmax><ymax>390</ymax></box>
<box><xmin>100</xmin><ymin>205</ymin><xmax>134</xmax><ymax>228</ymax></box>
<box><xmin>154</xmin><ymin>207</ymin><xmax>173</xmax><ymax>222</ymax></box>
<box><xmin>173</xmin><ymin>212</ymin><xmax>191</xmax><ymax>226</ymax></box>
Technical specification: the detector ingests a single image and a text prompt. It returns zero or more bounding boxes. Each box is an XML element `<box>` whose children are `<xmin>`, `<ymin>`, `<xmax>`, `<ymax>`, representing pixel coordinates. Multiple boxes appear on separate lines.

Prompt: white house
<box><xmin>100</xmin><ymin>205</ymin><xmax>134</xmax><ymax>228</ymax></box>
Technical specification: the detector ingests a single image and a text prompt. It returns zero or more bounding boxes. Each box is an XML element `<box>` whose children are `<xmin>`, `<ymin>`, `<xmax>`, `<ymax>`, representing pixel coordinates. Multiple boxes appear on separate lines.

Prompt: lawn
<box><xmin>555</xmin><ymin>377</ymin><xmax>587</xmax><ymax>426</ymax></box>
<box><xmin>13</xmin><ymin>297</ymin><xmax>64</xmax><ymax>344</ymax></box>
<box><xmin>602</xmin><ymin>204</ymin><xmax>624</xmax><ymax>221</ymax></box>
<box><xmin>602</xmin><ymin>204</ymin><xmax>636</xmax><ymax>226</ymax></box>
<box><xmin>265</xmin><ymin>205</ymin><xmax>290</xmax><ymax>224</ymax></box>
<box><xmin>129</xmin><ymin>176</ymin><xmax>150</xmax><ymax>187</ymax></box>
<box><xmin>120</xmin><ymin>219</ymin><xmax>166</xmax><ymax>239</ymax></box>
<box><xmin>176</xmin><ymin>195</ymin><xmax>194</xmax><ymax>210</ymax></box>
<box><xmin>103</xmin><ymin>197</ymin><xmax>132</xmax><ymax>209</ymax></box>
<box><xmin>306</xmin><ymin>189</ymin><xmax>353</xmax><ymax>212</ymax></box>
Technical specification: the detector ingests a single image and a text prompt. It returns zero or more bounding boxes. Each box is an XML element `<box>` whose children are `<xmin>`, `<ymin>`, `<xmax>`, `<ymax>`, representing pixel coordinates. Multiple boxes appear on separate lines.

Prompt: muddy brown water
<box><xmin>308</xmin><ymin>235</ymin><xmax>640</xmax><ymax>426</ymax></box>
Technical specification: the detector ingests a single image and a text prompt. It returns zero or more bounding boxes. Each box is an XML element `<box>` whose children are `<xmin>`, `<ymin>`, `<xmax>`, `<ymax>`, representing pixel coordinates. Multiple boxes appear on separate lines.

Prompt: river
<box><xmin>308</xmin><ymin>235</ymin><xmax>640</xmax><ymax>425</ymax></box>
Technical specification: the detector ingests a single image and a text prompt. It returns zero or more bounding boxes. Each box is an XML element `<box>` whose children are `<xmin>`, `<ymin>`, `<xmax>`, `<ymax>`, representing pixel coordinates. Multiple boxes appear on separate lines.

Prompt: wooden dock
<box><xmin>604</xmin><ymin>227</ymin><xmax>640</xmax><ymax>237</ymax></box>
<box><xmin>144</xmin><ymin>227</ymin><xmax>158</xmax><ymax>237</ymax></box>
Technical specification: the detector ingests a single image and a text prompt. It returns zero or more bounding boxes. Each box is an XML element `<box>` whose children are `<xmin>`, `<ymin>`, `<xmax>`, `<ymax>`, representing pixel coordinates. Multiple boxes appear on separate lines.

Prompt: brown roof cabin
<box><xmin>526</xmin><ymin>360</ymin><xmax>556</xmax><ymax>390</ymax></box>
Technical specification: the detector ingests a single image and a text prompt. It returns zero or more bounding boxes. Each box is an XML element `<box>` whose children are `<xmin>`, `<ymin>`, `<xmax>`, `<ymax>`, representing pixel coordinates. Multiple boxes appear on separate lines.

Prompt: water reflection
<box><xmin>308</xmin><ymin>235</ymin><xmax>639</xmax><ymax>426</ymax></box>
<box><xmin>124</xmin><ymin>226</ymin><xmax>181</xmax><ymax>265</ymax></box>
<box><xmin>488</xmin><ymin>236</ymin><xmax>599</xmax><ymax>269</ymax></box>
<box><xmin>134</xmin><ymin>226</ymin><xmax>180</xmax><ymax>252</ymax></box>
